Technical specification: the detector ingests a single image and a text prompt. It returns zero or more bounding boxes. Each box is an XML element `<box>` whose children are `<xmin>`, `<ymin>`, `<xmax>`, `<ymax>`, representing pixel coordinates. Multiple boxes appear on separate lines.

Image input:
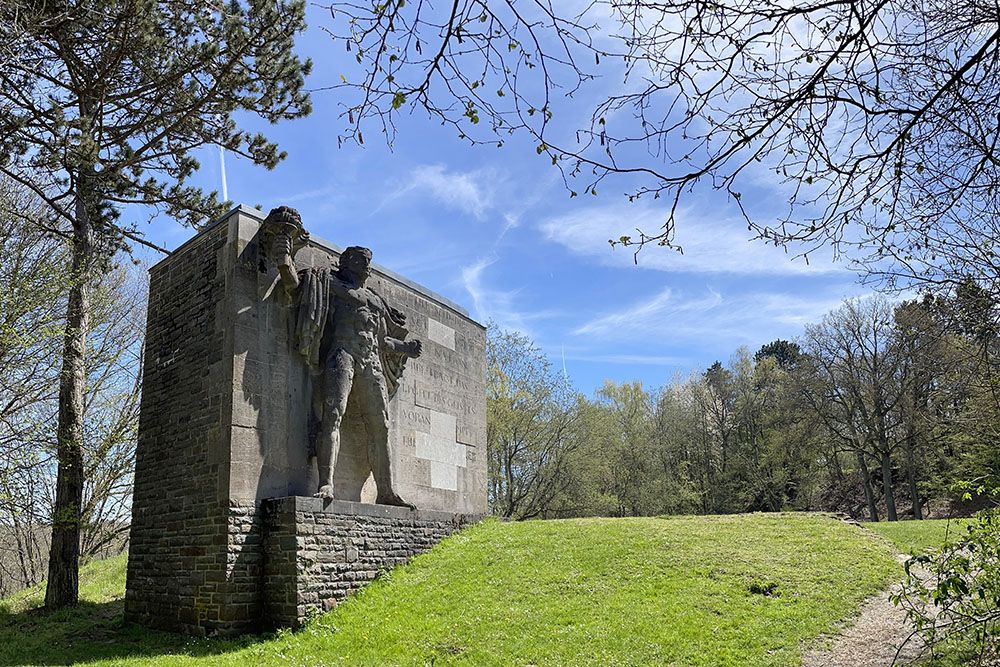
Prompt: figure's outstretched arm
<box><xmin>386</xmin><ymin>337</ymin><xmax>422</xmax><ymax>358</ymax></box>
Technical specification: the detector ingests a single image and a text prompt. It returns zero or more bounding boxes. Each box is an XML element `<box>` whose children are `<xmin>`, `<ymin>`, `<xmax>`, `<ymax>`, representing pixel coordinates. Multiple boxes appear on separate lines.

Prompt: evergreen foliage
<box><xmin>0</xmin><ymin>0</ymin><xmax>311</xmax><ymax>608</ymax></box>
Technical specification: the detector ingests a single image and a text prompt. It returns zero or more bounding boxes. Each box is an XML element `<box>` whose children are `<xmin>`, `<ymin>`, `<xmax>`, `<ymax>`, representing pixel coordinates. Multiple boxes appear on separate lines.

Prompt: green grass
<box><xmin>863</xmin><ymin>518</ymin><xmax>969</xmax><ymax>555</ymax></box>
<box><xmin>2</xmin><ymin>553</ymin><xmax>127</xmax><ymax>614</ymax></box>
<box><xmin>0</xmin><ymin>514</ymin><xmax>899</xmax><ymax>666</ymax></box>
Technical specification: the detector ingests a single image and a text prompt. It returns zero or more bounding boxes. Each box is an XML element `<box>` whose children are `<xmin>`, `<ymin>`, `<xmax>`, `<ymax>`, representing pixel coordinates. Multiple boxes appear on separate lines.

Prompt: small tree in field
<box><xmin>0</xmin><ymin>0</ymin><xmax>312</xmax><ymax>607</ymax></box>
<box><xmin>487</xmin><ymin>328</ymin><xmax>579</xmax><ymax>520</ymax></box>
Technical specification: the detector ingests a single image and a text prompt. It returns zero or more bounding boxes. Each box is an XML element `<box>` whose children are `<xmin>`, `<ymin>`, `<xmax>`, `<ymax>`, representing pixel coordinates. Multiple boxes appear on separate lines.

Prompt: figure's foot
<box><xmin>377</xmin><ymin>491</ymin><xmax>415</xmax><ymax>510</ymax></box>
<box><xmin>314</xmin><ymin>484</ymin><xmax>335</xmax><ymax>500</ymax></box>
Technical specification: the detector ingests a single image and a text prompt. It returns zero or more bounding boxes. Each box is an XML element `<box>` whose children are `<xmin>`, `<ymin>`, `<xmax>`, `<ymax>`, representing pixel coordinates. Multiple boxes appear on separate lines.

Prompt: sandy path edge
<box><xmin>800</xmin><ymin>555</ymin><xmax>925</xmax><ymax>667</ymax></box>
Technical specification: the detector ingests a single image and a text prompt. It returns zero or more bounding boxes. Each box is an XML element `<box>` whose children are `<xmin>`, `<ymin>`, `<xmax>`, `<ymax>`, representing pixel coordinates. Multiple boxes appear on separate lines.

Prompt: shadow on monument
<box><xmin>0</xmin><ymin>599</ymin><xmax>268</xmax><ymax>666</ymax></box>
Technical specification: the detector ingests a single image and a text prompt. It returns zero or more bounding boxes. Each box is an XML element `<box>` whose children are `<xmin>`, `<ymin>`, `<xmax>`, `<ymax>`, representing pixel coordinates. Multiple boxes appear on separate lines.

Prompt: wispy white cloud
<box><xmin>502</xmin><ymin>212</ymin><xmax>521</xmax><ymax>231</ymax></box>
<box><xmin>539</xmin><ymin>201</ymin><xmax>846</xmax><ymax>275</ymax></box>
<box><xmin>573</xmin><ymin>285</ymin><xmax>861</xmax><ymax>348</ymax></box>
<box><xmin>280</xmin><ymin>184</ymin><xmax>341</xmax><ymax>204</ymax></box>
<box><xmin>392</xmin><ymin>164</ymin><xmax>498</xmax><ymax>218</ymax></box>
<box><xmin>498</xmin><ymin>169</ymin><xmax>560</xmax><ymax>233</ymax></box>
<box><xmin>573</xmin><ymin>287</ymin><xmax>722</xmax><ymax>336</ymax></box>
<box><xmin>563</xmin><ymin>352</ymin><xmax>694</xmax><ymax>367</ymax></box>
<box><xmin>460</xmin><ymin>256</ymin><xmax>562</xmax><ymax>335</ymax></box>
<box><xmin>461</xmin><ymin>257</ymin><xmax>498</xmax><ymax>322</ymax></box>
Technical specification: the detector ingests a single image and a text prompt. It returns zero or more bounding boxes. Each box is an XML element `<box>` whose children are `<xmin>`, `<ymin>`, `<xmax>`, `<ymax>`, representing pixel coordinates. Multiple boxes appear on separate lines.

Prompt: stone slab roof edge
<box><xmin>149</xmin><ymin>204</ymin><xmax>483</xmax><ymax>328</ymax></box>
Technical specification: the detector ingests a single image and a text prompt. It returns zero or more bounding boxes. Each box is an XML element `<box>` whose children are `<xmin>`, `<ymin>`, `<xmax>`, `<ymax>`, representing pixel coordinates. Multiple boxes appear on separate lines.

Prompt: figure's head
<box><xmin>339</xmin><ymin>246</ymin><xmax>372</xmax><ymax>283</ymax></box>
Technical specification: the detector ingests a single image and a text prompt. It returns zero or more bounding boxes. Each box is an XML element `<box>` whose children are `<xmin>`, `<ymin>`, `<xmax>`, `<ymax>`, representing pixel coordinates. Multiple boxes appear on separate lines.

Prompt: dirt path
<box><xmin>800</xmin><ymin>556</ymin><xmax>925</xmax><ymax>667</ymax></box>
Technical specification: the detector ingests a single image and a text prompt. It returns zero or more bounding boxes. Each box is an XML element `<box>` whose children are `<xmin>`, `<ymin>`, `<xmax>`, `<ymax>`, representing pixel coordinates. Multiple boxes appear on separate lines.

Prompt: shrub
<box><xmin>894</xmin><ymin>487</ymin><xmax>1000</xmax><ymax>665</ymax></box>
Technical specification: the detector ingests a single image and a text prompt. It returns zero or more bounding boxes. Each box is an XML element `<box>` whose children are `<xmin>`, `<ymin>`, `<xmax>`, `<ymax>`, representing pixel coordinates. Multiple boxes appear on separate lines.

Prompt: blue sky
<box><xmin>135</xmin><ymin>6</ymin><xmax>874</xmax><ymax>396</ymax></box>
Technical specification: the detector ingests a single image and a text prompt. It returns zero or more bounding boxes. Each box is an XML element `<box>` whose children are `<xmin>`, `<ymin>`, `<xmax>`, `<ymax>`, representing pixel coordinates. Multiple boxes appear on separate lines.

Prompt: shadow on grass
<box><xmin>0</xmin><ymin>599</ymin><xmax>268</xmax><ymax>666</ymax></box>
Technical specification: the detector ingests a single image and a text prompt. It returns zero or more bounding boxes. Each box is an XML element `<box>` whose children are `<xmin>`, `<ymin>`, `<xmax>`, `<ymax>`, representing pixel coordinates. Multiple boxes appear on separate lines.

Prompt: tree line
<box><xmin>487</xmin><ymin>289</ymin><xmax>1000</xmax><ymax>522</ymax></box>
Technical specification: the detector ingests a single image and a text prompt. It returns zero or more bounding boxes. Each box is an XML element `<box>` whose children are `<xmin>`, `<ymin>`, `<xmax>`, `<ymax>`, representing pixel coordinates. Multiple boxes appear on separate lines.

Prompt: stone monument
<box><xmin>125</xmin><ymin>205</ymin><xmax>487</xmax><ymax>635</ymax></box>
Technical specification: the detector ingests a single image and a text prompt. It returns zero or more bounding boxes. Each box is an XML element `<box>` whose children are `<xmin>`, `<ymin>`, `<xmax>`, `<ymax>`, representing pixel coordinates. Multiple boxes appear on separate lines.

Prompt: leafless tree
<box><xmin>0</xmin><ymin>182</ymin><xmax>64</xmax><ymax>595</ymax></box>
<box><xmin>0</xmin><ymin>180</ymin><xmax>144</xmax><ymax>595</ymax></box>
<box><xmin>801</xmin><ymin>297</ymin><xmax>912</xmax><ymax>521</ymax></box>
<box><xmin>325</xmin><ymin>0</ymin><xmax>1000</xmax><ymax>295</ymax></box>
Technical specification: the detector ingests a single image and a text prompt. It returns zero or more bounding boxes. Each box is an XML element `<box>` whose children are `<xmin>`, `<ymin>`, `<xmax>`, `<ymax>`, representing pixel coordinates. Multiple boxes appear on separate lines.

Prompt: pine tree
<box><xmin>0</xmin><ymin>0</ymin><xmax>312</xmax><ymax>608</ymax></box>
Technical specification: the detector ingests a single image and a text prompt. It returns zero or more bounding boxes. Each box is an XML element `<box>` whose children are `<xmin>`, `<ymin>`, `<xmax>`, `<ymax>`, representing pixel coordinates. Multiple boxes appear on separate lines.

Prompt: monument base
<box><xmin>262</xmin><ymin>497</ymin><xmax>480</xmax><ymax>629</ymax></box>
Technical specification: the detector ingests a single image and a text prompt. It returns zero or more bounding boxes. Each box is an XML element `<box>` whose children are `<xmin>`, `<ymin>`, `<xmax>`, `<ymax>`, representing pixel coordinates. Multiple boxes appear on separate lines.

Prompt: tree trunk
<box><xmin>44</xmin><ymin>194</ymin><xmax>93</xmax><ymax>609</ymax></box>
<box><xmin>857</xmin><ymin>450</ymin><xmax>879</xmax><ymax>522</ymax></box>
<box><xmin>503</xmin><ymin>449</ymin><xmax>515</xmax><ymax>519</ymax></box>
<box><xmin>905</xmin><ymin>427</ymin><xmax>923</xmax><ymax>520</ymax></box>
<box><xmin>703</xmin><ymin>432</ymin><xmax>715</xmax><ymax>513</ymax></box>
<box><xmin>880</xmin><ymin>450</ymin><xmax>898</xmax><ymax>522</ymax></box>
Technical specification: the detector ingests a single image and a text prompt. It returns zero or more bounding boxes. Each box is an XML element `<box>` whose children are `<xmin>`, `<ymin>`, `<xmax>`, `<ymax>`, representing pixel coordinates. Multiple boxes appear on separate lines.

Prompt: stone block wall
<box><xmin>125</xmin><ymin>222</ymin><xmax>236</xmax><ymax>635</ymax></box>
<box><xmin>262</xmin><ymin>497</ymin><xmax>475</xmax><ymax>628</ymax></box>
<box><xmin>226</xmin><ymin>210</ymin><xmax>489</xmax><ymax>513</ymax></box>
<box><xmin>126</xmin><ymin>205</ymin><xmax>487</xmax><ymax>636</ymax></box>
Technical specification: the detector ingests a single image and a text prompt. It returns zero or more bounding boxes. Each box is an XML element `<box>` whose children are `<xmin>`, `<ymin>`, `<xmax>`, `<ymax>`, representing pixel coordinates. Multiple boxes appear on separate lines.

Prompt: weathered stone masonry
<box><xmin>125</xmin><ymin>206</ymin><xmax>486</xmax><ymax>636</ymax></box>
<box><xmin>263</xmin><ymin>497</ymin><xmax>474</xmax><ymax>629</ymax></box>
<box><xmin>125</xmin><ymin>223</ymin><xmax>236</xmax><ymax>635</ymax></box>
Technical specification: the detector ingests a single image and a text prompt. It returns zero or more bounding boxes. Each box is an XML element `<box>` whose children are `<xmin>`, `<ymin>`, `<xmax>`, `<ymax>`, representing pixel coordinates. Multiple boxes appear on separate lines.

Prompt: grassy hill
<box><xmin>864</xmin><ymin>517</ymin><xmax>969</xmax><ymax>555</ymax></box>
<box><xmin>0</xmin><ymin>514</ymin><xmax>912</xmax><ymax>666</ymax></box>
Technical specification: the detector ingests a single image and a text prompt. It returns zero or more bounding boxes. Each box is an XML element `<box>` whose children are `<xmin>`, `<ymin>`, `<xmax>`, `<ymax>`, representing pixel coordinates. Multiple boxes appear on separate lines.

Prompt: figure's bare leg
<box><xmin>359</xmin><ymin>369</ymin><xmax>413</xmax><ymax>509</ymax></box>
<box><xmin>315</xmin><ymin>349</ymin><xmax>354</xmax><ymax>500</ymax></box>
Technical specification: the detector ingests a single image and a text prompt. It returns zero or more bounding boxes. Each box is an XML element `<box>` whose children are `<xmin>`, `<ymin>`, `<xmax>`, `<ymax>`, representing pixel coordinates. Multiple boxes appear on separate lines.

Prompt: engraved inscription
<box><xmin>456</xmin><ymin>423</ymin><xmax>480</xmax><ymax>446</ymax></box>
<box><xmin>415</xmin><ymin>386</ymin><xmax>477</xmax><ymax>416</ymax></box>
<box><xmin>423</xmin><ymin>362</ymin><xmax>474</xmax><ymax>392</ymax></box>
<box><xmin>399</xmin><ymin>406</ymin><xmax>432</xmax><ymax>429</ymax></box>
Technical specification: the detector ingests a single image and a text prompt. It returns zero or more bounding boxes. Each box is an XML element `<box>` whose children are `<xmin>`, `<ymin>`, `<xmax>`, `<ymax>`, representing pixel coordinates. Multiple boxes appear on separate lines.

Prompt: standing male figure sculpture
<box><xmin>263</xmin><ymin>206</ymin><xmax>422</xmax><ymax>508</ymax></box>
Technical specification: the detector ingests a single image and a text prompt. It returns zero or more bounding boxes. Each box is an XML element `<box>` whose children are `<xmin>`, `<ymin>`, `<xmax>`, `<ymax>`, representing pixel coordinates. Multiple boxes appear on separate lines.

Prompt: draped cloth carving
<box><xmin>294</xmin><ymin>265</ymin><xmax>410</xmax><ymax>399</ymax></box>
